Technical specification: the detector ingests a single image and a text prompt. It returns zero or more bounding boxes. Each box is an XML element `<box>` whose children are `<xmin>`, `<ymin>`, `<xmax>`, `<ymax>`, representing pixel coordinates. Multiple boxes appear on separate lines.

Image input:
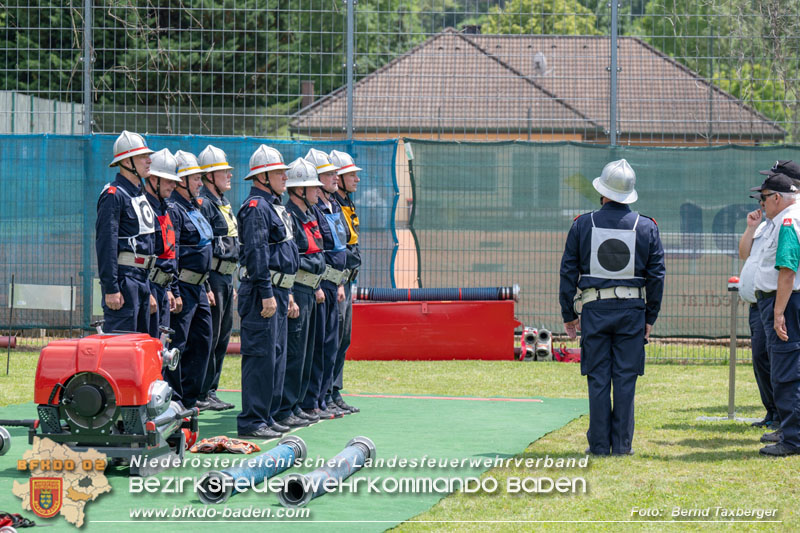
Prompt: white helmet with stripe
<box><xmin>305</xmin><ymin>148</ymin><xmax>338</xmax><ymax>174</ymax></box>
<box><xmin>286</xmin><ymin>158</ymin><xmax>324</xmax><ymax>188</ymax></box>
<box><xmin>175</xmin><ymin>150</ymin><xmax>203</xmax><ymax>178</ymax></box>
<box><xmin>245</xmin><ymin>145</ymin><xmax>289</xmax><ymax>180</ymax></box>
<box><xmin>329</xmin><ymin>150</ymin><xmax>362</xmax><ymax>175</ymax></box>
<box><xmin>149</xmin><ymin>148</ymin><xmax>181</xmax><ymax>182</ymax></box>
<box><xmin>109</xmin><ymin>130</ymin><xmax>154</xmax><ymax>167</ymax></box>
<box><xmin>198</xmin><ymin>144</ymin><xmax>233</xmax><ymax>173</ymax></box>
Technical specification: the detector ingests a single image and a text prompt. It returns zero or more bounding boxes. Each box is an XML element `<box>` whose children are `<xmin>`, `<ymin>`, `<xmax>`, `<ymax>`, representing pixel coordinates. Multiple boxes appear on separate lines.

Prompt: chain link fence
<box><xmin>3</xmin><ymin>1</ymin><xmax>800</xmax><ymax>361</ymax></box>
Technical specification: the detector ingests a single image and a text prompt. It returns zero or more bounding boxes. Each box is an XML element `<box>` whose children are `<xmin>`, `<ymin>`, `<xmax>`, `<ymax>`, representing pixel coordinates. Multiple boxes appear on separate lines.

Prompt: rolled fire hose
<box><xmin>197</xmin><ymin>435</ymin><xmax>307</xmax><ymax>504</ymax></box>
<box><xmin>277</xmin><ymin>436</ymin><xmax>375</xmax><ymax>508</ymax></box>
<box><xmin>355</xmin><ymin>285</ymin><xmax>519</xmax><ymax>302</ymax></box>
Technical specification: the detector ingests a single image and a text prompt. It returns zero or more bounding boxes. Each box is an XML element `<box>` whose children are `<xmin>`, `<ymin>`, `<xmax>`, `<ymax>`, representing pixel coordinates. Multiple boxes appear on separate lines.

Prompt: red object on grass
<box><xmin>0</xmin><ymin>335</ymin><xmax>16</xmax><ymax>348</ymax></box>
<box><xmin>34</xmin><ymin>334</ymin><xmax>164</xmax><ymax>406</ymax></box>
<box><xmin>348</xmin><ymin>300</ymin><xmax>521</xmax><ymax>360</ymax></box>
<box><xmin>553</xmin><ymin>343</ymin><xmax>581</xmax><ymax>363</ymax></box>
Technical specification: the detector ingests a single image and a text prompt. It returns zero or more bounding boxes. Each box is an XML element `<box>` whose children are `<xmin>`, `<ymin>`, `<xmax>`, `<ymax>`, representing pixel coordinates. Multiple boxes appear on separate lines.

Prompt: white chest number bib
<box><xmin>589</xmin><ymin>213</ymin><xmax>639</xmax><ymax>280</ymax></box>
<box><xmin>272</xmin><ymin>204</ymin><xmax>295</xmax><ymax>244</ymax></box>
<box><xmin>130</xmin><ymin>194</ymin><xmax>156</xmax><ymax>236</ymax></box>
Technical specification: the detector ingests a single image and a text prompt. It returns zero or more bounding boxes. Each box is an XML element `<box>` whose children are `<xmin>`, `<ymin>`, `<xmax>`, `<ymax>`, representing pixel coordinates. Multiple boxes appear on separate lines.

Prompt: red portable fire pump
<box><xmin>0</xmin><ymin>324</ymin><xmax>198</xmax><ymax>476</ymax></box>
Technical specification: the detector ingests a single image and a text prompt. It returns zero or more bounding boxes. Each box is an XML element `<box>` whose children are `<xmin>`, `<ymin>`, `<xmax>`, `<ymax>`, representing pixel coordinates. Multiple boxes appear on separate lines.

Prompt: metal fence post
<box><xmin>609</xmin><ymin>0</ymin><xmax>618</xmax><ymax>146</ymax></box>
<box><xmin>345</xmin><ymin>0</ymin><xmax>355</xmax><ymax>139</ymax></box>
<box><xmin>83</xmin><ymin>0</ymin><xmax>92</xmax><ymax>135</ymax></box>
<box><xmin>82</xmin><ymin>1</ymin><xmax>94</xmax><ymax>329</ymax></box>
<box><xmin>727</xmin><ymin>276</ymin><xmax>738</xmax><ymax>420</ymax></box>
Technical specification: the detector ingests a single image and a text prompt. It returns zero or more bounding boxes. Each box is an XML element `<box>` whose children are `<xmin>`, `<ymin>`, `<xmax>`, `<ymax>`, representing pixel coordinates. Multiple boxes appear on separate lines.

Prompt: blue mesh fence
<box><xmin>402</xmin><ymin>139</ymin><xmax>800</xmax><ymax>343</ymax></box>
<box><xmin>0</xmin><ymin>134</ymin><xmax>398</xmax><ymax>332</ymax></box>
<box><xmin>7</xmin><ymin>135</ymin><xmax>800</xmax><ymax>361</ymax></box>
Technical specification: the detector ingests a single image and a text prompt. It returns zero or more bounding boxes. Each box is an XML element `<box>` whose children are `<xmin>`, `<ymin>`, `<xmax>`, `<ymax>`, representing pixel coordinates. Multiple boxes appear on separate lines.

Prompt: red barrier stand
<box><xmin>348</xmin><ymin>300</ymin><xmax>521</xmax><ymax>361</ymax></box>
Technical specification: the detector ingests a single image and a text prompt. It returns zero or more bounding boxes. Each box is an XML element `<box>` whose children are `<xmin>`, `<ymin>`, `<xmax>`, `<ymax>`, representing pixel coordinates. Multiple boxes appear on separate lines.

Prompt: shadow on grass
<box><xmin>658</xmin><ymin>422</ymin><xmax>763</xmax><ymax>434</ymax></box>
<box><xmin>673</xmin><ymin>404</ymin><xmax>764</xmax><ymax>414</ymax></box>
<box><xmin>636</xmin><ymin>450</ymin><xmax>771</xmax><ymax>462</ymax></box>
<box><xmin>654</xmin><ymin>437</ymin><xmax>762</xmax><ymax>448</ymax></box>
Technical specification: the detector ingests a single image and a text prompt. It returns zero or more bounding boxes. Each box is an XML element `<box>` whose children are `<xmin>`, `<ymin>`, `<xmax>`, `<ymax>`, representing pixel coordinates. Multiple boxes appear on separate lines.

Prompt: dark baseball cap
<box><xmin>760</xmin><ymin>160</ymin><xmax>800</xmax><ymax>181</ymax></box>
<box><xmin>751</xmin><ymin>173</ymin><xmax>799</xmax><ymax>194</ymax></box>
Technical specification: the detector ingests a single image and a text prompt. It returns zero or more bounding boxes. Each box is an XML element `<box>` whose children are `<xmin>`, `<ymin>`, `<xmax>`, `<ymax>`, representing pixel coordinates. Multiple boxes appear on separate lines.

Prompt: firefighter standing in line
<box><xmin>275</xmin><ymin>158</ymin><xmax>327</xmax><ymax>428</ymax></box>
<box><xmin>559</xmin><ymin>159</ymin><xmax>665</xmax><ymax>456</ymax></box>
<box><xmin>301</xmin><ymin>148</ymin><xmax>349</xmax><ymax>419</ymax></box>
<box><xmin>328</xmin><ymin>149</ymin><xmax>362</xmax><ymax>414</ymax></box>
<box><xmin>165</xmin><ymin>150</ymin><xmax>215</xmax><ymax>410</ymax></box>
<box><xmin>196</xmin><ymin>145</ymin><xmax>239</xmax><ymax>412</ymax></box>
<box><xmin>143</xmin><ymin>148</ymin><xmax>181</xmax><ymax>338</ymax></box>
<box><xmin>96</xmin><ymin>130</ymin><xmax>156</xmax><ymax>334</ymax></box>
<box><xmin>236</xmin><ymin>145</ymin><xmax>299</xmax><ymax>439</ymax></box>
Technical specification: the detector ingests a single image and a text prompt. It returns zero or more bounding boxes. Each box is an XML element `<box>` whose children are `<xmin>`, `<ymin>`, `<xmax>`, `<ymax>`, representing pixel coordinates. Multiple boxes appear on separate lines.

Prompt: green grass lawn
<box><xmin>1</xmin><ymin>351</ymin><xmax>795</xmax><ymax>530</ymax></box>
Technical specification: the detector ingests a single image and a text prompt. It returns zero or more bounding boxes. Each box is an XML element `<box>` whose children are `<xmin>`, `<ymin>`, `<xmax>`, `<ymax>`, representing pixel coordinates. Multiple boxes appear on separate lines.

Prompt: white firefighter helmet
<box><xmin>109</xmin><ymin>130</ymin><xmax>154</xmax><ymax>167</ymax></box>
<box><xmin>286</xmin><ymin>158</ymin><xmax>324</xmax><ymax>188</ymax></box>
<box><xmin>245</xmin><ymin>145</ymin><xmax>290</xmax><ymax>180</ymax></box>
<box><xmin>149</xmin><ymin>148</ymin><xmax>181</xmax><ymax>182</ymax></box>
<box><xmin>329</xmin><ymin>150</ymin><xmax>362</xmax><ymax>175</ymax></box>
<box><xmin>198</xmin><ymin>144</ymin><xmax>233</xmax><ymax>173</ymax></box>
<box><xmin>305</xmin><ymin>148</ymin><xmax>338</xmax><ymax>175</ymax></box>
<box><xmin>592</xmin><ymin>158</ymin><xmax>638</xmax><ymax>204</ymax></box>
<box><xmin>175</xmin><ymin>150</ymin><xmax>203</xmax><ymax>179</ymax></box>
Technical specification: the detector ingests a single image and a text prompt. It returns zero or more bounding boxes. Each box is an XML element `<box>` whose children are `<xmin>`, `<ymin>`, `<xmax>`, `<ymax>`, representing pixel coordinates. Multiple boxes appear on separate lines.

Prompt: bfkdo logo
<box><xmin>30</xmin><ymin>477</ymin><xmax>63</xmax><ymax>518</ymax></box>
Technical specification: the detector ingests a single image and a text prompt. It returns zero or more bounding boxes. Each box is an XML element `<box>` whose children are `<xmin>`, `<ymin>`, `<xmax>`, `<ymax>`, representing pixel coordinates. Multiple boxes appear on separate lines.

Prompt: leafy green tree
<box><xmin>714</xmin><ymin>63</ymin><xmax>787</xmax><ymax>126</ymax></box>
<box><xmin>635</xmin><ymin>0</ymin><xmax>718</xmax><ymax>78</ymax></box>
<box><xmin>0</xmin><ymin>2</ymin><xmax>82</xmax><ymax>97</ymax></box>
<box><xmin>481</xmin><ymin>0</ymin><xmax>601</xmax><ymax>35</ymax></box>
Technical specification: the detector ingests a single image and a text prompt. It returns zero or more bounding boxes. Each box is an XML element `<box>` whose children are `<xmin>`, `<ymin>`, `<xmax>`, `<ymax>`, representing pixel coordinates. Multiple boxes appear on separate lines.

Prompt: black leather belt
<box><xmin>755</xmin><ymin>289</ymin><xmax>800</xmax><ymax>300</ymax></box>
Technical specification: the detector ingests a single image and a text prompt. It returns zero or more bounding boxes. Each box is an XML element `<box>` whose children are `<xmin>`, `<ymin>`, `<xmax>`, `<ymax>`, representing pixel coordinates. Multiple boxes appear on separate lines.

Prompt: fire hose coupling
<box><xmin>535</xmin><ymin>329</ymin><xmax>553</xmax><ymax>361</ymax></box>
<box><xmin>159</xmin><ymin>326</ymin><xmax>180</xmax><ymax>371</ymax></box>
<box><xmin>277</xmin><ymin>436</ymin><xmax>376</xmax><ymax>508</ymax></box>
<box><xmin>197</xmin><ymin>435</ymin><xmax>308</xmax><ymax>505</ymax></box>
<box><xmin>0</xmin><ymin>427</ymin><xmax>11</xmax><ymax>456</ymax></box>
<box><xmin>161</xmin><ymin>347</ymin><xmax>180</xmax><ymax>372</ymax></box>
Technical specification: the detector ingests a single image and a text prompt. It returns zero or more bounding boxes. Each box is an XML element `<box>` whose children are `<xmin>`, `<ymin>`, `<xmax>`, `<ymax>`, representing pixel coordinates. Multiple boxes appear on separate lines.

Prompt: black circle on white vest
<box><xmin>597</xmin><ymin>238</ymin><xmax>631</xmax><ymax>272</ymax></box>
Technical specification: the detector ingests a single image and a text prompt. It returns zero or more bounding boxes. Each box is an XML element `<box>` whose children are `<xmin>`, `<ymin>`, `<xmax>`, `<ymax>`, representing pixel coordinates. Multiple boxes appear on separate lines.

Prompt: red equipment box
<box><xmin>34</xmin><ymin>333</ymin><xmax>163</xmax><ymax>406</ymax></box>
<box><xmin>349</xmin><ymin>300</ymin><xmax>521</xmax><ymax>361</ymax></box>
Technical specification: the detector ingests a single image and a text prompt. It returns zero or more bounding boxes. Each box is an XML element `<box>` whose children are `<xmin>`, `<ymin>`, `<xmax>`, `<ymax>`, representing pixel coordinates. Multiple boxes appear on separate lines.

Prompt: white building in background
<box><xmin>0</xmin><ymin>91</ymin><xmax>83</xmax><ymax>134</ymax></box>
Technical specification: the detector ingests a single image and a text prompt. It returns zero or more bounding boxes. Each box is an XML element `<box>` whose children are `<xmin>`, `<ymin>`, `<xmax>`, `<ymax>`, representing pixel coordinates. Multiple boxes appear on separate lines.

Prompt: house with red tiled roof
<box><xmin>291</xmin><ymin>29</ymin><xmax>784</xmax><ymax>146</ymax></box>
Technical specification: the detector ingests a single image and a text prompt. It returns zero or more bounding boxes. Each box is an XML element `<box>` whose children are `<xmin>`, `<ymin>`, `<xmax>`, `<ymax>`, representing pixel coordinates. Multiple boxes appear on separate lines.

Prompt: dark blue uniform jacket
<box><xmin>96</xmin><ymin>174</ymin><xmax>155</xmax><ymax>294</ymax></box>
<box><xmin>237</xmin><ymin>187</ymin><xmax>300</xmax><ymax>300</ymax></box>
<box><xmin>559</xmin><ymin>202</ymin><xmax>665</xmax><ymax>325</ymax></box>
<box><xmin>313</xmin><ymin>197</ymin><xmax>348</xmax><ymax>271</ymax></box>
<box><xmin>145</xmin><ymin>191</ymin><xmax>178</xmax><ymax>287</ymax></box>
<box><xmin>286</xmin><ymin>201</ymin><xmax>327</xmax><ymax>276</ymax></box>
<box><xmin>199</xmin><ymin>187</ymin><xmax>240</xmax><ymax>263</ymax></box>
<box><xmin>169</xmin><ymin>191</ymin><xmax>214</xmax><ymax>299</ymax></box>
<box><xmin>334</xmin><ymin>191</ymin><xmax>362</xmax><ymax>271</ymax></box>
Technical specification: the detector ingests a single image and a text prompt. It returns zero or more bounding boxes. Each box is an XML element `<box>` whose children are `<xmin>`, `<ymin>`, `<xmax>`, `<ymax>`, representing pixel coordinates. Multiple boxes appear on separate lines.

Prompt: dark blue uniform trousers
<box><xmin>102</xmin><ymin>267</ymin><xmax>151</xmax><ymax>334</ymax></box>
<box><xmin>330</xmin><ymin>282</ymin><xmax>352</xmax><ymax>402</ymax></box>
<box><xmin>302</xmin><ymin>282</ymin><xmax>339</xmax><ymax>410</ymax></box>
<box><xmin>277</xmin><ymin>288</ymin><xmax>316</xmax><ymax>420</ymax></box>
<box><xmin>148</xmin><ymin>283</ymin><xmax>170</xmax><ymax>339</ymax></box>
<box><xmin>164</xmin><ymin>282</ymin><xmax>212</xmax><ymax>408</ymax></box>
<box><xmin>758</xmin><ymin>293</ymin><xmax>800</xmax><ymax>448</ymax></box>
<box><xmin>201</xmin><ymin>271</ymin><xmax>234</xmax><ymax>398</ymax></box>
<box><xmin>269</xmin><ymin>288</ymin><xmax>290</xmax><ymax>422</ymax></box>
<box><xmin>580</xmin><ymin>301</ymin><xmax>646</xmax><ymax>455</ymax></box>
<box><xmin>749</xmin><ymin>303</ymin><xmax>777</xmax><ymax>423</ymax></box>
<box><xmin>237</xmin><ymin>280</ymin><xmax>277</xmax><ymax>434</ymax></box>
